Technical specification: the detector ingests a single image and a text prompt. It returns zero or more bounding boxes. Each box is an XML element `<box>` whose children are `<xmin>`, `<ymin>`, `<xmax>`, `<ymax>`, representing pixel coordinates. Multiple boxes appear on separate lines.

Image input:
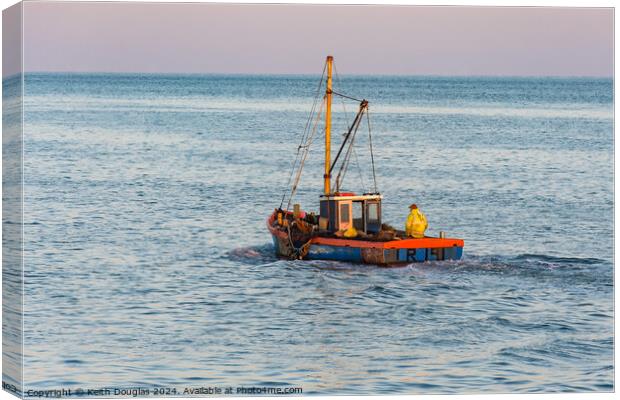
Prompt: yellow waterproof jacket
<box><xmin>343</xmin><ymin>226</ymin><xmax>358</xmax><ymax>238</ymax></box>
<box><xmin>405</xmin><ymin>209</ymin><xmax>428</xmax><ymax>238</ymax></box>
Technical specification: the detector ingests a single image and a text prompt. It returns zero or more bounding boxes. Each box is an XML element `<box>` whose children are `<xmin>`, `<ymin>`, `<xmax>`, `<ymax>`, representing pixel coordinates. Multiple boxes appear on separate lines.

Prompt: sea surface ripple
<box><xmin>4</xmin><ymin>73</ymin><xmax>613</xmax><ymax>394</ymax></box>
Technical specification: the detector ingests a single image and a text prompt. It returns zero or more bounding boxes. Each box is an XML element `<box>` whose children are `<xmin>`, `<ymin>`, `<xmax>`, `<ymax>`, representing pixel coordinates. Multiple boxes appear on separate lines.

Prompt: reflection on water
<box><xmin>14</xmin><ymin>73</ymin><xmax>614</xmax><ymax>394</ymax></box>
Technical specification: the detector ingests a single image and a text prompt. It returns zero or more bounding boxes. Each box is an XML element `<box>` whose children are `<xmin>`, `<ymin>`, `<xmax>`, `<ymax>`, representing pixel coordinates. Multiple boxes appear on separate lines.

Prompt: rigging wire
<box><xmin>332</xmin><ymin>90</ymin><xmax>364</xmax><ymax>103</ymax></box>
<box><xmin>334</xmin><ymin>62</ymin><xmax>370</xmax><ymax>194</ymax></box>
<box><xmin>334</xmin><ymin>108</ymin><xmax>365</xmax><ymax>191</ymax></box>
<box><xmin>335</xmin><ymin>133</ymin><xmax>356</xmax><ymax>192</ymax></box>
<box><xmin>351</xmin><ymin>147</ymin><xmax>367</xmax><ymax>193</ymax></box>
<box><xmin>286</xmin><ymin>97</ymin><xmax>325</xmax><ymax>211</ymax></box>
<box><xmin>279</xmin><ymin>62</ymin><xmax>326</xmax><ymax>209</ymax></box>
<box><xmin>334</xmin><ymin>62</ymin><xmax>366</xmax><ymax>193</ymax></box>
<box><xmin>366</xmin><ymin>109</ymin><xmax>378</xmax><ymax>193</ymax></box>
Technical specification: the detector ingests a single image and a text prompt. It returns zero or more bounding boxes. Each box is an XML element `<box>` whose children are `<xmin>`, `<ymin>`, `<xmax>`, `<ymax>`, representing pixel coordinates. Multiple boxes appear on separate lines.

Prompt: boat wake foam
<box><xmin>226</xmin><ymin>244</ymin><xmax>279</xmax><ymax>265</ymax></box>
<box><xmin>230</xmin><ymin>244</ymin><xmax>610</xmax><ymax>278</ymax></box>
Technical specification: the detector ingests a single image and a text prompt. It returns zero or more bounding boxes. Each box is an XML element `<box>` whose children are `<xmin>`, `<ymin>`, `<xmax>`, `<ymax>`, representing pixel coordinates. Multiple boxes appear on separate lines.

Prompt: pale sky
<box><xmin>5</xmin><ymin>2</ymin><xmax>615</xmax><ymax>76</ymax></box>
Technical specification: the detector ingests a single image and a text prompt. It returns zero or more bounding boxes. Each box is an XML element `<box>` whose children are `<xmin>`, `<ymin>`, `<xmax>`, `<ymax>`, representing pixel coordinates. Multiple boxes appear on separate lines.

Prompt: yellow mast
<box><xmin>324</xmin><ymin>55</ymin><xmax>333</xmax><ymax>195</ymax></box>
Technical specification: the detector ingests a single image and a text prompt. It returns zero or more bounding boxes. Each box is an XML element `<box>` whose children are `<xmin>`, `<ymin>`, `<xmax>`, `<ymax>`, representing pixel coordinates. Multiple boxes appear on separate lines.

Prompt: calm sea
<box><xmin>4</xmin><ymin>73</ymin><xmax>614</xmax><ymax>394</ymax></box>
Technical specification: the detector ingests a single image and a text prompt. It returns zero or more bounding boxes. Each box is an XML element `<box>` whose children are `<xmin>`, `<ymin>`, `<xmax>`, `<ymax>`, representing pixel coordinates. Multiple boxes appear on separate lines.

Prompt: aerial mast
<box><xmin>324</xmin><ymin>55</ymin><xmax>333</xmax><ymax>195</ymax></box>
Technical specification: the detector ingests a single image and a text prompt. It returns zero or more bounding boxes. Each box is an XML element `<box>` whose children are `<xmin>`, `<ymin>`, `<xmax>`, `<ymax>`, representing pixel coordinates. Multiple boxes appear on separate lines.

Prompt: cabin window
<box><xmin>367</xmin><ymin>203</ymin><xmax>379</xmax><ymax>222</ymax></box>
<box><xmin>340</xmin><ymin>203</ymin><xmax>350</xmax><ymax>223</ymax></box>
<box><xmin>352</xmin><ymin>202</ymin><xmax>364</xmax><ymax>230</ymax></box>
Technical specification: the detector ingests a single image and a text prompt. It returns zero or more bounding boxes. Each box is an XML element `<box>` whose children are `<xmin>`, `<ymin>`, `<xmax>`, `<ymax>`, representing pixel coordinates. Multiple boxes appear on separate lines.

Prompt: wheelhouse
<box><xmin>319</xmin><ymin>193</ymin><xmax>382</xmax><ymax>234</ymax></box>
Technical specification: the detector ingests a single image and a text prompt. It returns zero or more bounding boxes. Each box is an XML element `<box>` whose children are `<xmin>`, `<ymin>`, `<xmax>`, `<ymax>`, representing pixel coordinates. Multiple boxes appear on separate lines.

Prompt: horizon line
<box><xmin>11</xmin><ymin>71</ymin><xmax>614</xmax><ymax>80</ymax></box>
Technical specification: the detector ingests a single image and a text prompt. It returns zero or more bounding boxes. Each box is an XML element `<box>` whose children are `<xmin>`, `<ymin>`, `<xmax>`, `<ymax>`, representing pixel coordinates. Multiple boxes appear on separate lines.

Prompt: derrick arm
<box><xmin>329</xmin><ymin>99</ymin><xmax>368</xmax><ymax>176</ymax></box>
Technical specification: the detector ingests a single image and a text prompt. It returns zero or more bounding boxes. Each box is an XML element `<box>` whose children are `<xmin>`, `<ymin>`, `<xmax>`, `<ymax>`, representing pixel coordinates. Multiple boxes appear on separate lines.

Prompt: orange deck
<box><xmin>310</xmin><ymin>236</ymin><xmax>464</xmax><ymax>249</ymax></box>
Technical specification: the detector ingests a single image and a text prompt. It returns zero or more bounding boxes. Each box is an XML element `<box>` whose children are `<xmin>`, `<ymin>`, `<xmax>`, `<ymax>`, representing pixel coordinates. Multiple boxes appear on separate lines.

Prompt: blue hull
<box><xmin>306</xmin><ymin>243</ymin><xmax>463</xmax><ymax>264</ymax></box>
<box><xmin>271</xmin><ymin>234</ymin><xmax>463</xmax><ymax>265</ymax></box>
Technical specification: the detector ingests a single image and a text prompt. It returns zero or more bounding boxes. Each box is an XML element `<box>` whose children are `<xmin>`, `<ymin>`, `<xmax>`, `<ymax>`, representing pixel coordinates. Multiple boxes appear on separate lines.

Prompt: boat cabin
<box><xmin>319</xmin><ymin>193</ymin><xmax>382</xmax><ymax>234</ymax></box>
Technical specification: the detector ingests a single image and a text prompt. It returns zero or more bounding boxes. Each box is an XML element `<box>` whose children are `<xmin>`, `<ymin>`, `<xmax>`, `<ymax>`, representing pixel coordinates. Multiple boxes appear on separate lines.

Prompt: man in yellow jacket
<box><xmin>405</xmin><ymin>204</ymin><xmax>428</xmax><ymax>238</ymax></box>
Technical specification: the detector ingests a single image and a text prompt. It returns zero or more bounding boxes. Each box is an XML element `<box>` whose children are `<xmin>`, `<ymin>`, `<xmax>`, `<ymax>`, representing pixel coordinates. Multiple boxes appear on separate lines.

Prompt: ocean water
<box><xmin>5</xmin><ymin>73</ymin><xmax>614</xmax><ymax>394</ymax></box>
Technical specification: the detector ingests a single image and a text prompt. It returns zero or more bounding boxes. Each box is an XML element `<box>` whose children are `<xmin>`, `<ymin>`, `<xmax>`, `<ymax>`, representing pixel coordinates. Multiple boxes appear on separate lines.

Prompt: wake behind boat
<box><xmin>267</xmin><ymin>56</ymin><xmax>464</xmax><ymax>265</ymax></box>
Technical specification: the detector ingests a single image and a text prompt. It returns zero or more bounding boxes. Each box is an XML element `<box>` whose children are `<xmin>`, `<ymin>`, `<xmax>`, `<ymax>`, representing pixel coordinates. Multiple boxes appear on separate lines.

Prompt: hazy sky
<box><xmin>10</xmin><ymin>2</ymin><xmax>615</xmax><ymax>76</ymax></box>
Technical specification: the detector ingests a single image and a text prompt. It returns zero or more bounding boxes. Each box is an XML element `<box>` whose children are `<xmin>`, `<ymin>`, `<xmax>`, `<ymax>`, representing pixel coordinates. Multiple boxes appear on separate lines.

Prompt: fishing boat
<box><xmin>267</xmin><ymin>56</ymin><xmax>464</xmax><ymax>265</ymax></box>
